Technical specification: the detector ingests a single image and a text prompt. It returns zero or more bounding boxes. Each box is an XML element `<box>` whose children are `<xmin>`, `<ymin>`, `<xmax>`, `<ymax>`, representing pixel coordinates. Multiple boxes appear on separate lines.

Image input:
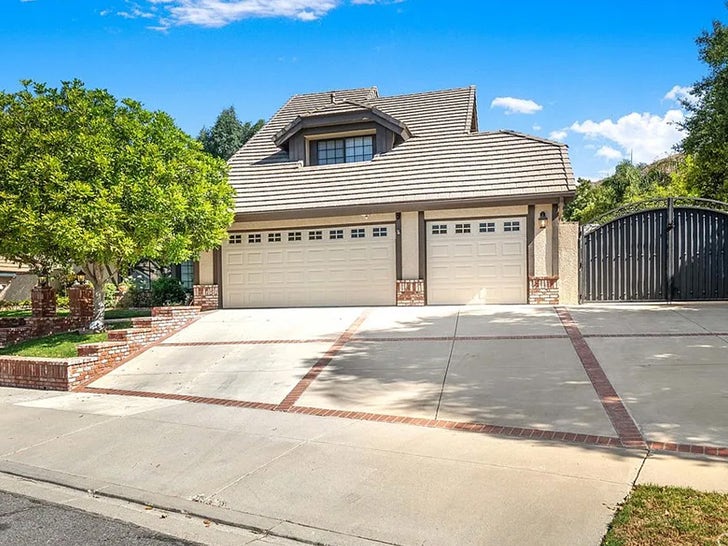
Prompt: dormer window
<box><xmin>315</xmin><ymin>135</ymin><xmax>374</xmax><ymax>165</ymax></box>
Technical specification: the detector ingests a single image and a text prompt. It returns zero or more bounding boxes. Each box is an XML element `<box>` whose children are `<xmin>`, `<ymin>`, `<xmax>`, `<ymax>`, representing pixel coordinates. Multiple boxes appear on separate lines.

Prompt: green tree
<box><xmin>0</xmin><ymin>80</ymin><xmax>234</xmax><ymax>330</ymax></box>
<box><xmin>565</xmin><ymin>162</ymin><xmax>644</xmax><ymax>222</ymax></box>
<box><xmin>680</xmin><ymin>13</ymin><xmax>728</xmax><ymax>200</ymax></box>
<box><xmin>198</xmin><ymin>106</ymin><xmax>264</xmax><ymax>161</ymax></box>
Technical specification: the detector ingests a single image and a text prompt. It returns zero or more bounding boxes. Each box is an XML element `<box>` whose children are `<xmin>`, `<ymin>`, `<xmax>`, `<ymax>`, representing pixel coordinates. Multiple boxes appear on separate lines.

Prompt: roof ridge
<box><xmin>486</xmin><ymin>129</ymin><xmax>568</xmax><ymax>148</ymax></box>
<box><xmin>374</xmin><ymin>86</ymin><xmax>473</xmax><ymax>101</ymax></box>
<box><xmin>290</xmin><ymin>86</ymin><xmax>378</xmax><ymax>98</ymax></box>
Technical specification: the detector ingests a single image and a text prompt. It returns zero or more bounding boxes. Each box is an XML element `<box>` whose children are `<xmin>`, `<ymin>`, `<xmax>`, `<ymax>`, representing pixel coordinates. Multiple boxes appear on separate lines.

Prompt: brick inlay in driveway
<box><xmin>556</xmin><ymin>307</ymin><xmax>647</xmax><ymax>449</ymax></box>
<box><xmin>277</xmin><ymin>310</ymin><xmax>370</xmax><ymax>411</ymax></box>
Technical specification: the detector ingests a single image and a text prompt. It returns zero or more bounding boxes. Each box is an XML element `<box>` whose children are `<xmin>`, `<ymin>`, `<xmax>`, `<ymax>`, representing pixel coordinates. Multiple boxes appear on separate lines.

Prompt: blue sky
<box><xmin>1</xmin><ymin>0</ymin><xmax>725</xmax><ymax>179</ymax></box>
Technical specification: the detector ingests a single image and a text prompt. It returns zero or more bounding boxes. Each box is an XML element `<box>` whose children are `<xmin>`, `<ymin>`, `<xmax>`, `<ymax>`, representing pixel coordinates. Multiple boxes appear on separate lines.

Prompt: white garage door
<box><xmin>427</xmin><ymin>217</ymin><xmax>526</xmax><ymax>304</ymax></box>
<box><xmin>222</xmin><ymin>224</ymin><xmax>396</xmax><ymax>307</ymax></box>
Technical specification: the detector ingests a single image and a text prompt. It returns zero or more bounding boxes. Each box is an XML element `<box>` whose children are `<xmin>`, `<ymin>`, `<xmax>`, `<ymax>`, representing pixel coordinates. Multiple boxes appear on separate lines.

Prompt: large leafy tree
<box><xmin>564</xmin><ymin>159</ymin><xmax>698</xmax><ymax>223</ymax></box>
<box><xmin>0</xmin><ymin>80</ymin><xmax>234</xmax><ymax>329</ymax></box>
<box><xmin>198</xmin><ymin>106</ymin><xmax>264</xmax><ymax>161</ymax></box>
<box><xmin>680</xmin><ymin>13</ymin><xmax>728</xmax><ymax>200</ymax></box>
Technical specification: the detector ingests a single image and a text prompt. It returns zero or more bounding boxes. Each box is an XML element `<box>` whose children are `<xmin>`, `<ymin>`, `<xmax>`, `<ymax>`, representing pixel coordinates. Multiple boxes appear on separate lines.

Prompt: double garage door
<box><xmin>223</xmin><ymin>224</ymin><xmax>396</xmax><ymax>307</ymax></box>
<box><xmin>222</xmin><ymin>216</ymin><xmax>526</xmax><ymax>307</ymax></box>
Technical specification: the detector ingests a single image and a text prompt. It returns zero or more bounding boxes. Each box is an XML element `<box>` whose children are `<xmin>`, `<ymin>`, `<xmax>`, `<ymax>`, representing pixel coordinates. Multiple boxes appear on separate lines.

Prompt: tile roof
<box><xmin>228</xmin><ymin>86</ymin><xmax>576</xmax><ymax>216</ymax></box>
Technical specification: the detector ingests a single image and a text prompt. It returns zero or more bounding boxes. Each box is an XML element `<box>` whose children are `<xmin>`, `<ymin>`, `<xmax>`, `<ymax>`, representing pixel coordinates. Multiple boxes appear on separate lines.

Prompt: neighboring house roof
<box><xmin>0</xmin><ymin>259</ymin><xmax>29</xmax><ymax>275</ymax></box>
<box><xmin>228</xmin><ymin>86</ymin><xmax>576</xmax><ymax>217</ymax></box>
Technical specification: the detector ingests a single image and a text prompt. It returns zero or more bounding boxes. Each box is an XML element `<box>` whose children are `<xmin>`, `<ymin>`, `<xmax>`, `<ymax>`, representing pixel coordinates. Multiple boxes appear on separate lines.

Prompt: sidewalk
<box><xmin>0</xmin><ymin>387</ymin><xmax>663</xmax><ymax>545</ymax></box>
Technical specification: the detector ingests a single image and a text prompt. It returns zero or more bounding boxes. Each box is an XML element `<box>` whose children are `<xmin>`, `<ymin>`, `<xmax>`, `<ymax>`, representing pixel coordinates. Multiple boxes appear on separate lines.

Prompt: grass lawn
<box><xmin>0</xmin><ymin>320</ymin><xmax>132</xmax><ymax>358</ymax></box>
<box><xmin>603</xmin><ymin>484</ymin><xmax>728</xmax><ymax>546</ymax></box>
<box><xmin>0</xmin><ymin>308</ymin><xmax>150</xmax><ymax>319</ymax></box>
<box><xmin>104</xmin><ymin>308</ymin><xmax>151</xmax><ymax>319</ymax></box>
<box><xmin>0</xmin><ymin>309</ymin><xmax>70</xmax><ymax>318</ymax></box>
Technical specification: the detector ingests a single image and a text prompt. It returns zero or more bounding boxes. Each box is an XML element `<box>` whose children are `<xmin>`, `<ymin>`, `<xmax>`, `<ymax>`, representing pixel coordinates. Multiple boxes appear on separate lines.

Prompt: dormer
<box><xmin>273</xmin><ymin>99</ymin><xmax>412</xmax><ymax>166</ymax></box>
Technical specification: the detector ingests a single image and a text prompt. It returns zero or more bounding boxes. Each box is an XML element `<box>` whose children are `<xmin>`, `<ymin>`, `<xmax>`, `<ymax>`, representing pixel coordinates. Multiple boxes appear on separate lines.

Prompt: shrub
<box><xmin>116</xmin><ymin>278</ymin><xmax>151</xmax><ymax>308</ymax></box>
<box><xmin>151</xmin><ymin>276</ymin><xmax>186</xmax><ymax>306</ymax></box>
<box><xmin>103</xmin><ymin>283</ymin><xmax>118</xmax><ymax>308</ymax></box>
<box><xmin>56</xmin><ymin>295</ymin><xmax>70</xmax><ymax>309</ymax></box>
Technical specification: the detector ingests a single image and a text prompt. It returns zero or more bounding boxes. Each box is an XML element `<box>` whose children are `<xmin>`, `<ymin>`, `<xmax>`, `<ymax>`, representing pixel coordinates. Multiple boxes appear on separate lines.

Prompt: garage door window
<box><xmin>309</xmin><ymin>230</ymin><xmax>323</xmax><ymax>240</ymax></box>
<box><xmin>329</xmin><ymin>229</ymin><xmax>344</xmax><ymax>240</ymax></box>
<box><xmin>455</xmin><ymin>223</ymin><xmax>471</xmax><ymax>234</ymax></box>
<box><xmin>504</xmin><ymin>221</ymin><xmax>520</xmax><ymax>232</ymax></box>
<box><xmin>268</xmin><ymin>233</ymin><xmax>282</xmax><ymax>242</ymax></box>
<box><xmin>373</xmin><ymin>226</ymin><xmax>388</xmax><ymax>237</ymax></box>
<box><xmin>479</xmin><ymin>222</ymin><xmax>495</xmax><ymax>233</ymax></box>
<box><xmin>431</xmin><ymin>224</ymin><xmax>447</xmax><ymax>235</ymax></box>
<box><xmin>248</xmin><ymin>234</ymin><xmax>261</xmax><ymax>243</ymax></box>
<box><xmin>229</xmin><ymin>234</ymin><xmax>242</xmax><ymax>244</ymax></box>
<box><xmin>288</xmin><ymin>232</ymin><xmax>302</xmax><ymax>242</ymax></box>
<box><xmin>351</xmin><ymin>228</ymin><xmax>365</xmax><ymax>238</ymax></box>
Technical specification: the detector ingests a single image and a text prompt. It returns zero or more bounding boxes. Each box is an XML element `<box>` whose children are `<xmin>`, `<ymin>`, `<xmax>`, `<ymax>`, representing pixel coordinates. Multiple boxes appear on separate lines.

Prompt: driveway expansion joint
<box><xmin>276</xmin><ymin>310</ymin><xmax>370</xmax><ymax>411</ymax></box>
<box><xmin>555</xmin><ymin>306</ymin><xmax>648</xmax><ymax>450</ymax></box>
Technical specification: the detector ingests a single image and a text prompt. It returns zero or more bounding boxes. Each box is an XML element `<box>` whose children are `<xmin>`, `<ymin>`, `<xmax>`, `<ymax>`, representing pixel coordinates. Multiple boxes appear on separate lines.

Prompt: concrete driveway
<box><xmin>88</xmin><ymin>303</ymin><xmax>728</xmax><ymax>452</ymax></box>
<box><xmin>3</xmin><ymin>303</ymin><xmax>728</xmax><ymax>546</ymax></box>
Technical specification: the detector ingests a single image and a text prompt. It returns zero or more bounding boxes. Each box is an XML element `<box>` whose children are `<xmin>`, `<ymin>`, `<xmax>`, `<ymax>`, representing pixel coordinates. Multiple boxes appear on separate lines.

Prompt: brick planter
<box><xmin>31</xmin><ymin>286</ymin><xmax>56</xmax><ymax>317</ymax></box>
<box><xmin>396</xmin><ymin>280</ymin><xmax>425</xmax><ymax>306</ymax></box>
<box><xmin>0</xmin><ymin>306</ymin><xmax>201</xmax><ymax>391</ymax></box>
<box><xmin>528</xmin><ymin>276</ymin><xmax>559</xmax><ymax>304</ymax></box>
<box><xmin>193</xmin><ymin>285</ymin><xmax>219</xmax><ymax>311</ymax></box>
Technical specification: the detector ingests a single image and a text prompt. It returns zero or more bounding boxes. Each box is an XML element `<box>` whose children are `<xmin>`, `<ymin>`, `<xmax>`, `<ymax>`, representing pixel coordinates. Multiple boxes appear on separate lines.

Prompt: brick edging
<box><xmin>79</xmin><ymin>386</ymin><xmax>728</xmax><ymax>458</ymax></box>
<box><xmin>555</xmin><ymin>306</ymin><xmax>646</xmax><ymax>449</ymax></box>
<box><xmin>276</xmin><ymin>310</ymin><xmax>370</xmax><ymax>411</ymax></box>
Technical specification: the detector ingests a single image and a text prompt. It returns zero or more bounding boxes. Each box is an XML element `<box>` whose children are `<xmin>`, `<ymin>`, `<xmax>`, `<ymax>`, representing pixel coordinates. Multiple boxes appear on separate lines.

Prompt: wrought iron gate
<box><xmin>580</xmin><ymin>198</ymin><xmax>728</xmax><ymax>302</ymax></box>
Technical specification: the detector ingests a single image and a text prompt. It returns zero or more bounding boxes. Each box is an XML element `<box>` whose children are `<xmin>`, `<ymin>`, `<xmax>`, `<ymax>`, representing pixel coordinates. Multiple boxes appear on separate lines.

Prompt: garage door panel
<box><xmin>502</xmin><ymin>242</ymin><xmax>523</xmax><ymax>256</ymax></box>
<box><xmin>266</xmin><ymin>251</ymin><xmax>284</xmax><ymax>264</ymax></box>
<box><xmin>227</xmin><ymin>253</ymin><xmax>244</xmax><ymax>266</ymax></box>
<box><xmin>477</xmin><ymin>243</ymin><xmax>498</xmax><ymax>257</ymax></box>
<box><xmin>427</xmin><ymin>218</ymin><xmax>526</xmax><ymax>305</ymax></box>
<box><xmin>430</xmin><ymin>245</ymin><xmax>451</xmax><ymax>258</ymax></box>
<box><xmin>286</xmin><ymin>250</ymin><xmax>304</xmax><ymax>263</ymax></box>
<box><xmin>222</xmin><ymin>224</ymin><xmax>395</xmax><ymax>308</ymax></box>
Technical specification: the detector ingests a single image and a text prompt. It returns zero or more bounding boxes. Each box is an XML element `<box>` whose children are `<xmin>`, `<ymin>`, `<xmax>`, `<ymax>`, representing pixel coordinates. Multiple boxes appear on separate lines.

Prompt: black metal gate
<box><xmin>580</xmin><ymin>198</ymin><xmax>728</xmax><ymax>302</ymax></box>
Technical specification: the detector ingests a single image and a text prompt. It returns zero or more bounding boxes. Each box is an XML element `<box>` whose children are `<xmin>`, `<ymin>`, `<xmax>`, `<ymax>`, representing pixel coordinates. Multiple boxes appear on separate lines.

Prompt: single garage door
<box><xmin>222</xmin><ymin>224</ymin><xmax>396</xmax><ymax>307</ymax></box>
<box><xmin>426</xmin><ymin>217</ymin><xmax>526</xmax><ymax>304</ymax></box>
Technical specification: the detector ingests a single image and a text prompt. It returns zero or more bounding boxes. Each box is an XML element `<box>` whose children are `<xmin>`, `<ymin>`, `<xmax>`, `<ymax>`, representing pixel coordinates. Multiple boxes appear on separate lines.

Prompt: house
<box><xmin>195</xmin><ymin>86</ymin><xmax>578</xmax><ymax>309</ymax></box>
<box><xmin>0</xmin><ymin>259</ymin><xmax>31</xmax><ymax>297</ymax></box>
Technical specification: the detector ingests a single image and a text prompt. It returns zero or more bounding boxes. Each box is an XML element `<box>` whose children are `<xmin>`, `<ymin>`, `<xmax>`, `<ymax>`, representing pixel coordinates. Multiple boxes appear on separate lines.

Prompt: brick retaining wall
<box><xmin>0</xmin><ymin>306</ymin><xmax>201</xmax><ymax>391</ymax></box>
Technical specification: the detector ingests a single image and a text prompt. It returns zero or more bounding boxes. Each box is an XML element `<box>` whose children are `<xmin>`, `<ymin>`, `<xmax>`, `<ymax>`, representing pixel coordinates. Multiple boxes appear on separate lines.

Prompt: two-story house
<box><xmin>195</xmin><ymin>86</ymin><xmax>577</xmax><ymax>308</ymax></box>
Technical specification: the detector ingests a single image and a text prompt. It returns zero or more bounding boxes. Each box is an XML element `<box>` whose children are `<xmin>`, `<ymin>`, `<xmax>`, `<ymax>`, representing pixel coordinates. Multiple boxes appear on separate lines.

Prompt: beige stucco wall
<box><xmin>230</xmin><ymin>212</ymin><xmax>396</xmax><ymax>231</ymax></box>
<box><xmin>198</xmin><ymin>251</ymin><xmax>215</xmax><ymax>285</ymax></box>
<box><xmin>533</xmin><ymin>206</ymin><xmax>553</xmax><ymax>277</ymax></box>
<box><xmin>400</xmin><ymin>211</ymin><xmax>419</xmax><ymax>279</ymax></box>
<box><xmin>424</xmin><ymin>205</ymin><xmax>527</xmax><ymax>220</ymax></box>
<box><xmin>558</xmin><ymin>220</ymin><xmax>580</xmax><ymax>305</ymax></box>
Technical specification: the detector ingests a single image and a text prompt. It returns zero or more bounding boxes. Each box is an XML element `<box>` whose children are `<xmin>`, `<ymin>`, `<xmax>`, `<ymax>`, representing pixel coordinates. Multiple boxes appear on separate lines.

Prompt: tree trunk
<box><xmin>81</xmin><ymin>262</ymin><xmax>117</xmax><ymax>333</ymax></box>
<box><xmin>88</xmin><ymin>279</ymin><xmax>106</xmax><ymax>332</ymax></box>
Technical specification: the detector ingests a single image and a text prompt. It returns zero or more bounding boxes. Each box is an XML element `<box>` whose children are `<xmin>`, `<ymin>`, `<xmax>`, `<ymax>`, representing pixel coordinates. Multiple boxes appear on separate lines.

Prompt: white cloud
<box><xmin>570</xmin><ymin>110</ymin><xmax>685</xmax><ymax>164</ymax></box>
<box><xmin>490</xmin><ymin>97</ymin><xmax>543</xmax><ymax>115</ymax></box>
<box><xmin>549</xmin><ymin>129</ymin><xmax>567</xmax><ymax>141</ymax></box>
<box><xmin>128</xmin><ymin>0</ymin><xmax>350</xmax><ymax>28</ymax></box>
<box><xmin>664</xmin><ymin>85</ymin><xmax>696</xmax><ymax>105</ymax></box>
<box><xmin>596</xmin><ymin>145</ymin><xmax>623</xmax><ymax>160</ymax></box>
<box><xmin>532</xmin><ymin>124</ymin><xmax>542</xmax><ymax>131</ymax></box>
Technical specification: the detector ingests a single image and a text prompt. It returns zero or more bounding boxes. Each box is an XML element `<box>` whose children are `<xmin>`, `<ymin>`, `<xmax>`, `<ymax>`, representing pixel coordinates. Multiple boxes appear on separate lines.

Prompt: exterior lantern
<box><xmin>538</xmin><ymin>211</ymin><xmax>548</xmax><ymax>229</ymax></box>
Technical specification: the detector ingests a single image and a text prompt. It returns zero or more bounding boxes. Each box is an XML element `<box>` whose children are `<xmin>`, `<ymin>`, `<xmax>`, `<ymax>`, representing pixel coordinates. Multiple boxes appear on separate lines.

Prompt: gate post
<box><xmin>666</xmin><ymin>197</ymin><xmax>674</xmax><ymax>303</ymax></box>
